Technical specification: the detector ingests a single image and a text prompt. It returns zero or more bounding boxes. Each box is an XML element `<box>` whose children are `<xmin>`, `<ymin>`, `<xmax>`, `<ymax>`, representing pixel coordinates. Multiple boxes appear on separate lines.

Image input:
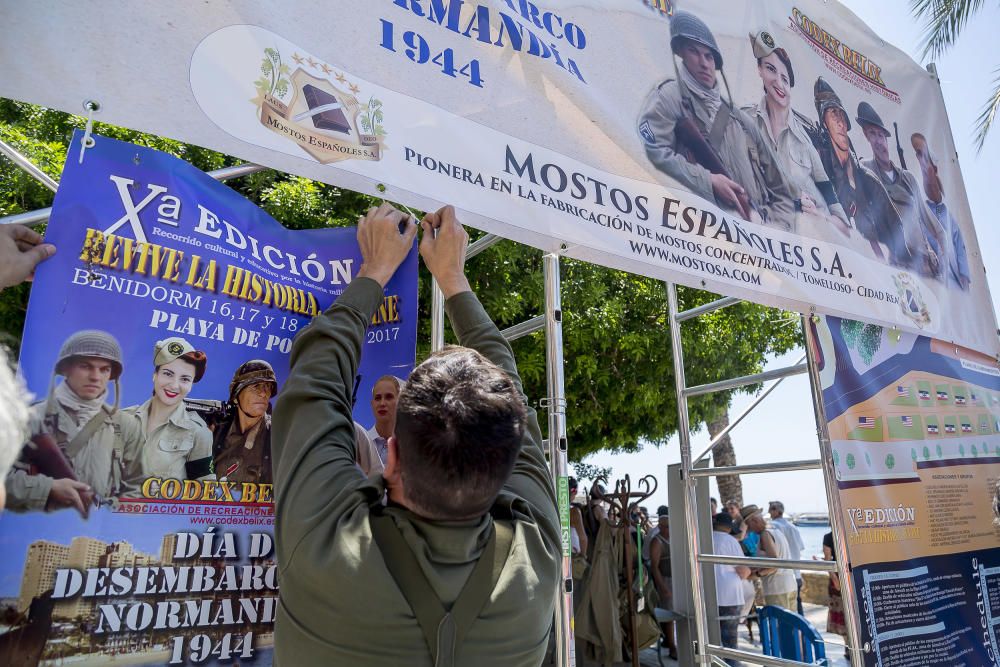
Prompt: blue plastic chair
<box><xmin>757</xmin><ymin>605</ymin><xmax>828</xmax><ymax>665</ymax></box>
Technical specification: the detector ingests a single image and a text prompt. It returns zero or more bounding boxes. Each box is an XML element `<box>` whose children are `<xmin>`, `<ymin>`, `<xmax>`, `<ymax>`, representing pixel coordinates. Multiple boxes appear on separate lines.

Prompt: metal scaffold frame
<box><xmin>665</xmin><ymin>281</ymin><xmax>864</xmax><ymax>667</ymax></box>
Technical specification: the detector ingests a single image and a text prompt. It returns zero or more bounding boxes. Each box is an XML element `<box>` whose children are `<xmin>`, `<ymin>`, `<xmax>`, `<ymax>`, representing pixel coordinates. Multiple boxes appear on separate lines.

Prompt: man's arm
<box><xmin>638</xmin><ymin>86</ymin><xmax>715</xmax><ymax>201</ymax></box>
<box><xmin>950</xmin><ymin>213</ymin><xmax>971</xmax><ymax>287</ymax></box>
<box><xmin>755</xmin><ymin>530</ymin><xmax>777</xmax><ymax>576</ymax></box>
<box><xmin>570</xmin><ymin>506</ymin><xmax>587</xmax><ymax>556</ymax></box>
<box><xmin>649</xmin><ymin>537</ymin><xmax>670</xmax><ymax>599</ymax></box>
<box><xmin>421</xmin><ymin>207</ymin><xmax>559</xmax><ymax>545</ymax></box>
<box><xmin>4</xmin><ymin>467</ymin><xmax>53</xmax><ymax>511</ymax></box>
<box><xmin>117</xmin><ymin>410</ymin><xmax>150</xmax><ymax>498</ymax></box>
<box><xmin>790</xmin><ymin>524</ymin><xmax>806</xmax><ymax>552</ymax></box>
<box><xmin>272</xmin><ymin>205</ymin><xmax>417</xmax><ymax>568</ymax></box>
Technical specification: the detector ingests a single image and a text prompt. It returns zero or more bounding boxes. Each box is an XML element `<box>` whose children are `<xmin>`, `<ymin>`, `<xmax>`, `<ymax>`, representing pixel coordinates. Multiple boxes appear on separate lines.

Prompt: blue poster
<box><xmin>0</xmin><ymin>132</ymin><xmax>417</xmax><ymax>665</ymax></box>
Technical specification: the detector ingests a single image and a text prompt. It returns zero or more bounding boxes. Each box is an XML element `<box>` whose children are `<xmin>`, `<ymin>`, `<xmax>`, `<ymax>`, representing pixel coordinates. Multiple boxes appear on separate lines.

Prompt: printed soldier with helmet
<box><xmin>636</xmin><ymin>9</ymin><xmax>794</xmax><ymax>224</ymax></box>
<box><xmin>3</xmin><ymin>329</ymin><xmax>143</xmax><ymax>518</ymax></box>
<box><xmin>212</xmin><ymin>359</ymin><xmax>278</xmax><ymax>485</ymax></box>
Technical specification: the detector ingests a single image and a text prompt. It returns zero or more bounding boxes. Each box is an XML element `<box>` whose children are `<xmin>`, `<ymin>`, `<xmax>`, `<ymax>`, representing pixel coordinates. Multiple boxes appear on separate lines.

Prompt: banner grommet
<box><xmin>78</xmin><ymin>99</ymin><xmax>101</xmax><ymax>164</ymax></box>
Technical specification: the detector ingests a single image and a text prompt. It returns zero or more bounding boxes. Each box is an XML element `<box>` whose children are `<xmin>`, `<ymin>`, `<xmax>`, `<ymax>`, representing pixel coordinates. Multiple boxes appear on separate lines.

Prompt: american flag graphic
<box><xmin>901</xmin><ymin>416</ymin><xmax>913</xmax><ymax>427</ymax></box>
<box><xmin>896</xmin><ymin>385</ymin><xmax>910</xmax><ymax>397</ymax></box>
<box><xmin>937</xmin><ymin>390</ymin><xmax>949</xmax><ymax>400</ymax></box>
<box><xmin>927</xmin><ymin>423</ymin><xmax>939</xmax><ymax>434</ymax></box>
<box><xmin>858</xmin><ymin>417</ymin><xmax>876</xmax><ymax>429</ymax></box>
<box><xmin>945</xmin><ymin>424</ymin><xmax>956</xmax><ymax>433</ymax></box>
<box><xmin>955</xmin><ymin>395</ymin><xmax>966</xmax><ymax>405</ymax></box>
<box><xmin>961</xmin><ymin>423</ymin><xmax>973</xmax><ymax>433</ymax></box>
<box><xmin>918</xmin><ymin>389</ymin><xmax>930</xmax><ymax>400</ymax></box>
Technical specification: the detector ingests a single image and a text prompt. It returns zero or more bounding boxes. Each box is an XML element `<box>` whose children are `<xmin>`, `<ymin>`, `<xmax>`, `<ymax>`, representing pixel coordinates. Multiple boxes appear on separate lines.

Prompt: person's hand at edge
<box><xmin>419</xmin><ymin>205</ymin><xmax>471</xmax><ymax>299</ymax></box>
<box><xmin>355</xmin><ymin>203</ymin><xmax>418</xmax><ymax>287</ymax></box>
<box><xmin>46</xmin><ymin>478</ymin><xmax>91</xmax><ymax>519</ymax></box>
<box><xmin>0</xmin><ymin>224</ymin><xmax>56</xmax><ymax>289</ymax></box>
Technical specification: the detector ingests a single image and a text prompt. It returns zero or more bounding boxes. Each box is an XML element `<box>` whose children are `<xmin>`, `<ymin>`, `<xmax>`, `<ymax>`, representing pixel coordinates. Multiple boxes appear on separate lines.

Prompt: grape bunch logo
<box><xmin>252</xmin><ymin>47</ymin><xmax>386</xmax><ymax>164</ymax></box>
<box><xmin>840</xmin><ymin>319</ymin><xmax>883</xmax><ymax>366</ymax></box>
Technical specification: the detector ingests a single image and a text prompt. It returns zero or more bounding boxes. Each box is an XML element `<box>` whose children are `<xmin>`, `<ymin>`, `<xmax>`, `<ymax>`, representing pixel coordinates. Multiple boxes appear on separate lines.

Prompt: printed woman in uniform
<box><xmin>123</xmin><ymin>337</ymin><xmax>215</xmax><ymax>494</ymax></box>
<box><xmin>742</xmin><ymin>29</ymin><xmax>863</xmax><ymax>248</ymax></box>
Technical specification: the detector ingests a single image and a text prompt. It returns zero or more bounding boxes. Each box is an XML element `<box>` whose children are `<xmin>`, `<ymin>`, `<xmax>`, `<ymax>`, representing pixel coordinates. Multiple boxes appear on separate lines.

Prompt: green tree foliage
<box><xmin>571</xmin><ymin>463</ymin><xmax>612</xmax><ymax>484</ymax></box>
<box><xmin>0</xmin><ymin>101</ymin><xmax>801</xmax><ymax>459</ymax></box>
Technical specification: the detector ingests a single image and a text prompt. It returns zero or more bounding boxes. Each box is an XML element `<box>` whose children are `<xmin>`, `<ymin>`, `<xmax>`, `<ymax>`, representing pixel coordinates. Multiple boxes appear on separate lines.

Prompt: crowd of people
<box><xmin>566</xmin><ymin>484</ymin><xmax>847</xmax><ymax>666</ymax></box>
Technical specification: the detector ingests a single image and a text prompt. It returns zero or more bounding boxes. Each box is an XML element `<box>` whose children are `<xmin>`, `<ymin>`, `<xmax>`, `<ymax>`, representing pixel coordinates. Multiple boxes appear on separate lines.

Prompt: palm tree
<box><xmin>911</xmin><ymin>0</ymin><xmax>1000</xmax><ymax>151</ymax></box>
<box><xmin>707</xmin><ymin>409</ymin><xmax>742</xmax><ymax>507</ymax></box>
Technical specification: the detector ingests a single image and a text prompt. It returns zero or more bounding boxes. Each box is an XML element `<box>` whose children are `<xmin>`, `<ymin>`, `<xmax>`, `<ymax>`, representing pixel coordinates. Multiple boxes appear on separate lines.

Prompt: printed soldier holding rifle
<box><xmin>857</xmin><ymin>101</ymin><xmax>946</xmax><ymax>279</ymax></box>
<box><xmin>212</xmin><ymin>360</ymin><xmax>277</xmax><ymax>486</ymax></box>
<box><xmin>4</xmin><ymin>330</ymin><xmax>143</xmax><ymax>518</ymax></box>
<box><xmin>637</xmin><ymin>10</ymin><xmax>794</xmax><ymax>224</ymax></box>
<box><xmin>811</xmin><ymin>78</ymin><xmax>911</xmax><ymax>267</ymax></box>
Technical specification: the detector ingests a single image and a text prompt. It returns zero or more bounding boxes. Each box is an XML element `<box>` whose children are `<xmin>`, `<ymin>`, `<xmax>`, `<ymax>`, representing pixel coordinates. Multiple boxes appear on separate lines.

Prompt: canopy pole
<box><xmin>544</xmin><ymin>253</ymin><xmax>575</xmax><ymax>667</ymax></box>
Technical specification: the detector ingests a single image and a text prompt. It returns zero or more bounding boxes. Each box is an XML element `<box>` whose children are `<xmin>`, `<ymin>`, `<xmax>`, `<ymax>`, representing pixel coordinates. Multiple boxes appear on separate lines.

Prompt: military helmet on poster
<box><xmin>814</xmin><ymin>77</ymin><xmax>851</xmax><ymax>131</ymax></box>
<box><xmin>55</xmin><ymin>329</ymin><xmax>124</xmax><ymax>380</ymax></box>
<box><xmin>855</xmin><ymin>101</ymin><xmax>890</xmax><ymax>136</ymax></box>
<box><xmin>228</xmin><ymin>359</ymin><xmax>278</xmax><ymax>404</ymax></box>
<box><xmin>669</xmin><ymin>10</ymin><xmax>723</xmax><ymax>69</ymax></box>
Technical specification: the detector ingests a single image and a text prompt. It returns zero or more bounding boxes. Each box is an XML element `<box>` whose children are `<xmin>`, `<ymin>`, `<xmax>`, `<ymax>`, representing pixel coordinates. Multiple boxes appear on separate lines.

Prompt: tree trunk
<box><xmin>708</xmin><ymin>409</ymin><xmax>742</xmax><ymax>506</ymax></box>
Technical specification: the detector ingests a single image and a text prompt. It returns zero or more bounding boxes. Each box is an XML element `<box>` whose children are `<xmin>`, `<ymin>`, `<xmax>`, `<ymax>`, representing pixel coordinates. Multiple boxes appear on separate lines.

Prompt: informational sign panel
<box><xmin>813</xmin><ymin>314</ymin><xmax>1000</xmax><ymax>666</ymax></box>
<box><xmin>0</xmin><ymin>0</ymin><xmax>995</xmax><ymax>355</ymax></box>
<box><xmin>0</xmin><ymin>133</ymin><xmax>418</xmax><ymax>666</ymax></box>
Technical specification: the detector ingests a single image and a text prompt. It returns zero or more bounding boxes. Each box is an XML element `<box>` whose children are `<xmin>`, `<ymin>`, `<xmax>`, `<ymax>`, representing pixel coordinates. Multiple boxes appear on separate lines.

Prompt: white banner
<box><xmin>2</xmin><ymin>0</ymin><xmax>996</xmax><ymax>356</ymax></box>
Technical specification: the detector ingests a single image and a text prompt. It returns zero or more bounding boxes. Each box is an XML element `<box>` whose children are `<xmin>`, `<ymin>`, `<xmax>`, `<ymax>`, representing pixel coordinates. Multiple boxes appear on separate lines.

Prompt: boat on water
<box><xmin>792</xmin><ymin>512</ymin><xmax>829</xmax><ymax>526</ymax></box>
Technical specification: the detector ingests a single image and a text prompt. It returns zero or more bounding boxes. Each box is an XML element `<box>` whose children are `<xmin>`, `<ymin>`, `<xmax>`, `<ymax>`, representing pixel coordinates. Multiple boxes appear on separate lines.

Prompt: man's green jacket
<box><xmin>272</xmin><ymin>277</ymin><xmax>561</xmax><ymax>666</ymax></box>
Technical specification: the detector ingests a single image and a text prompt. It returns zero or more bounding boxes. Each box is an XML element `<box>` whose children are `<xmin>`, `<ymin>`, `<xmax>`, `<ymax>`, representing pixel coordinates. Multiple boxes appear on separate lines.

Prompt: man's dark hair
<box><xmin>395</xmin><ymin>346</ymin><xmax>526</xmax><ymax>520</ymax></box>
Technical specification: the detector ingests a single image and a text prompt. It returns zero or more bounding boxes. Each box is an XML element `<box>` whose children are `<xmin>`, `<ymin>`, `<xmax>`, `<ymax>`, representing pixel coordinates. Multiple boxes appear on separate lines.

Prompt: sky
<box><xmin>581</xmin><ymin>0</ymin><xmax>1000</xmax><ymax>515</ymax></box>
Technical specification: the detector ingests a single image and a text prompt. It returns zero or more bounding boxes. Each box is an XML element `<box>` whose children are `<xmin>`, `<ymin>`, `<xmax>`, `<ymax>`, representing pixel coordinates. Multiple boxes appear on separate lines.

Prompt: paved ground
<box><xmin>581</xmin><ymin>602</ymin><xmax>848</xmax><ymax>667</ymax></box>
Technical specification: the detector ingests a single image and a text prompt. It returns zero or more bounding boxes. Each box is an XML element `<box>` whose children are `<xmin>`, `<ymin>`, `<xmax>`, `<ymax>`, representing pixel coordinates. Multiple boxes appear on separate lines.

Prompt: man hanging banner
<box><xmin>0</xmin><ymin>0</ymin><xmax>995</xmax><ymax>356</ymax></box>
<box><xmin>812</xmin><ymin>314</ymin><xmax>1000</xmax><ymax>666</ymax></box>
<box><xmin>0</xmin><ymin>132</ymin><xmax>418</xmax><ymax>666</ymax></box>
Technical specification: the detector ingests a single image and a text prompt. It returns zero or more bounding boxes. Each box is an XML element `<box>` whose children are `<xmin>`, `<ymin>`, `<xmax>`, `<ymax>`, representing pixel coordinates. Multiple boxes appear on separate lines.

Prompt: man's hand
<box><xmin>46</xmin><ymin>478</ymin><xmax>92</xmax><ymax>519</ymax></box>
<box><xmin>710</xmin><ymin>173</ymin><xmax>750</xmax><ymax>220</ymax></box>
<box><xmin>923</xmin><ymin>242</ymin><xmax>940</xmax><ymax>276</ymax></box>
<box><xmin>355</xmin><ymin>203</ymin><xmax>418</xmax><ymax>288</ymax></box>
<box><xmin>798</xmin><ymin>192</ymin><xmax>818</xmax><ymax>215</ymax></box>
<box><xmin>0</xmin><ymin>224</ymin><xmax>56</xmax><ymax>289</ymax></box>
<box><xmin>419</xmin><ymin>205</ymin><xmax>471</xmax><ymax>298</ymax></box>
